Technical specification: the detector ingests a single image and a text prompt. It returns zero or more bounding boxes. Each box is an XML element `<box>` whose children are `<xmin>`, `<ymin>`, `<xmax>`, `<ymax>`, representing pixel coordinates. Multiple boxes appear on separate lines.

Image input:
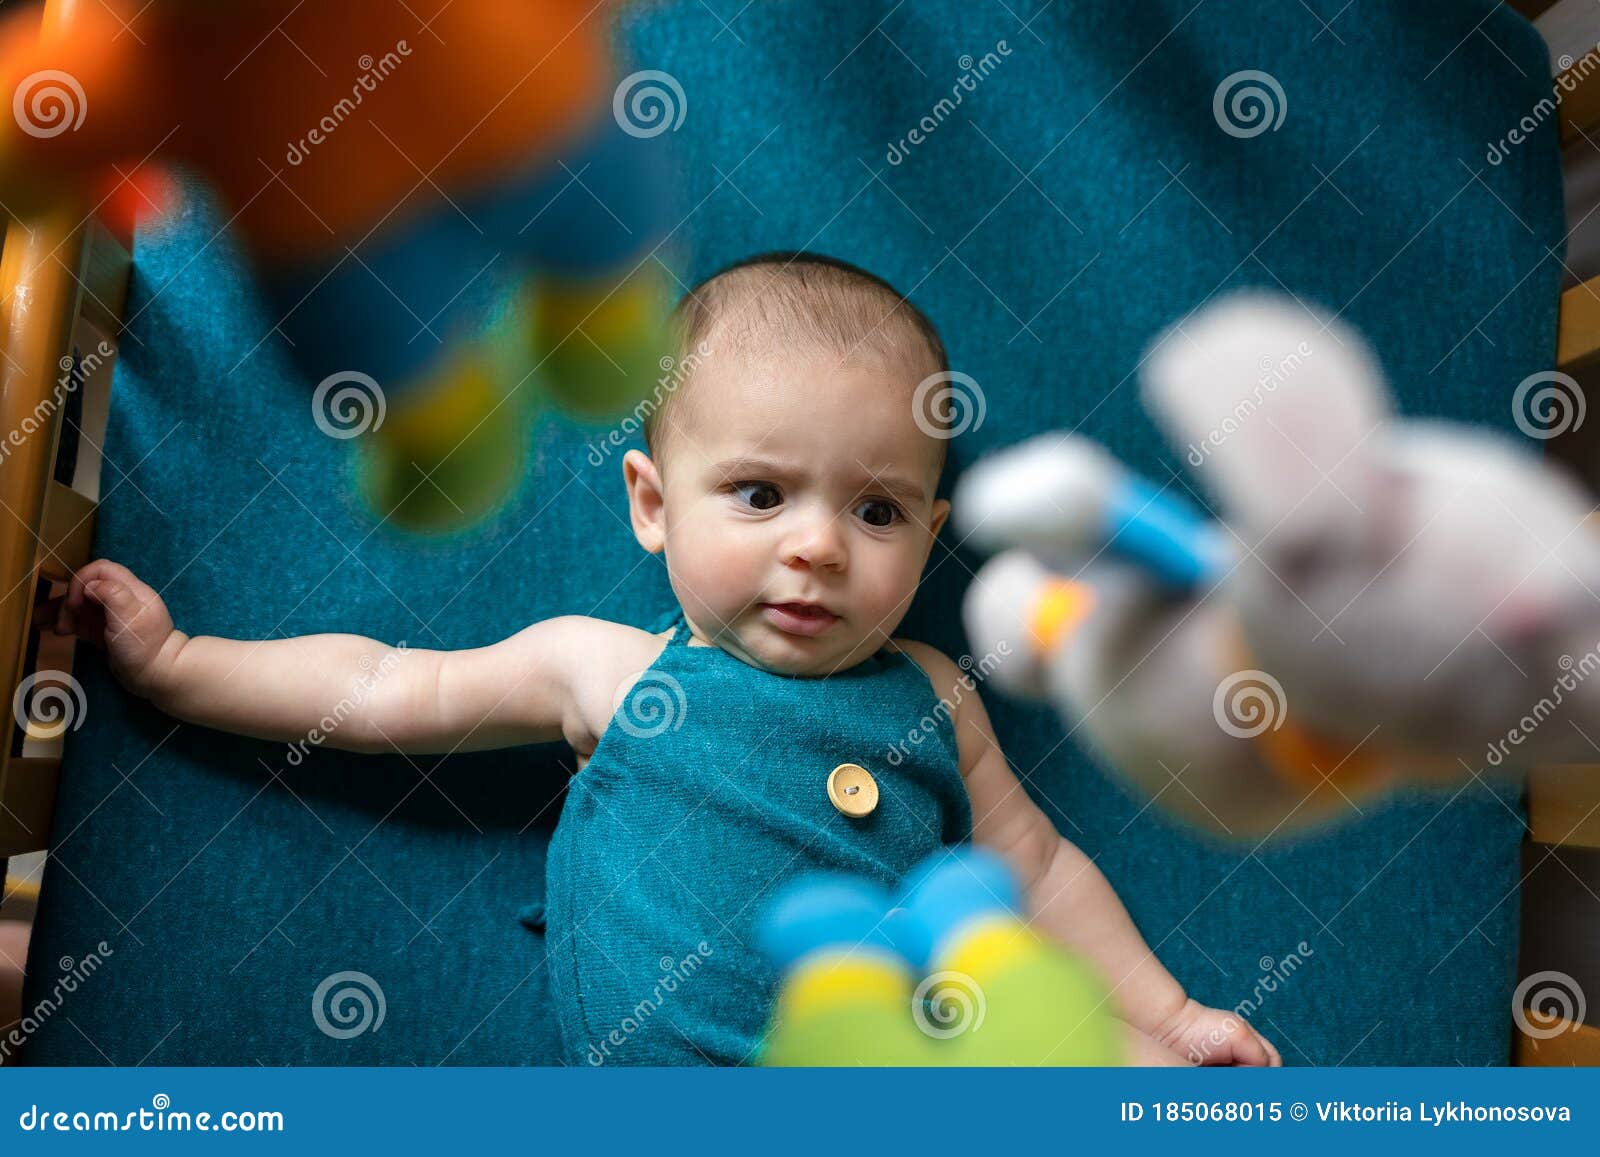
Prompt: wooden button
<box><xmin>827</xmin><ymin>763</ymin><xmax>879</xmax><ymax>818</ymax></box>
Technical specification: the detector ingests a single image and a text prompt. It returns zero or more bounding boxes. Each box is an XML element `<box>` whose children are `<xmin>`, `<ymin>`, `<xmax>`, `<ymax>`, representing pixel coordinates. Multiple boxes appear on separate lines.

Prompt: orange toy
<box><xmin>0</xmin><ymin>0</ymin><xmax>677</xmax><ymax>531</ymax></box>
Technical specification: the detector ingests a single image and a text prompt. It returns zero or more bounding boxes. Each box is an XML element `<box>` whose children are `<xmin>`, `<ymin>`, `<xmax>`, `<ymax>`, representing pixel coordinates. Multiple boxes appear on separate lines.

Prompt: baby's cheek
<box><xmin>672</xmin><ymin>527</ymin><xmax>760</xmax><ymax>618</ymax></box>
<box><xmin>858</xmin><ymin>551</ymin><xmax>924</xmax><ymax>624</ymax></box>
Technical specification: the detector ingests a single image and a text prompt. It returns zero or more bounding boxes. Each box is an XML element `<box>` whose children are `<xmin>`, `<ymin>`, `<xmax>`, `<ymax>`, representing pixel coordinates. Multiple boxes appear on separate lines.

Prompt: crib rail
<box><xmin>0</xmin><ymin>211</ymin><xmax>130</xmax><ymax>859</ymax></box>
<box><xmin>1514</xmin><ymin>42</ymin><xmax>1600</xmax><ymax>1064</ymax></box>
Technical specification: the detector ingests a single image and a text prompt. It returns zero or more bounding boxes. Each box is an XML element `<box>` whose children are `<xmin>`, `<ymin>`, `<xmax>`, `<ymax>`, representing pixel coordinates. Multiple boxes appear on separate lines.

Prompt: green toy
<box><xmin>756</xmin><ymin>848</ymin><xmax>1124</xmax><ymax>1066</ymax></box>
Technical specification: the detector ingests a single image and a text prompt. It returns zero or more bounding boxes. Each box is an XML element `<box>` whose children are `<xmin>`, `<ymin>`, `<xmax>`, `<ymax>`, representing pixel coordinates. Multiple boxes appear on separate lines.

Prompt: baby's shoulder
<box><xmin>548</xmin><ymin>616</ymin><xmax>673</xmax><ymax>755</ymax></box>
<box><xmin>886</xmin><ymin>638</ymin><xmax>966</xmax><ymax>697</ymax></box>
<box><xmin>554</xmin><ymin>615</ymin><xmax>670</xmax><ymax>682</ymax></box>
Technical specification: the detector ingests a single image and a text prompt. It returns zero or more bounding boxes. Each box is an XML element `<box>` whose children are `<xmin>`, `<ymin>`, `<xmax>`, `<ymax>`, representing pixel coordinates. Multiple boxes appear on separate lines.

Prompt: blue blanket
<box><xmin>21</xmin><ymin>0</ymin><xmax>1561</xmax><ymax>1065</ymax></box>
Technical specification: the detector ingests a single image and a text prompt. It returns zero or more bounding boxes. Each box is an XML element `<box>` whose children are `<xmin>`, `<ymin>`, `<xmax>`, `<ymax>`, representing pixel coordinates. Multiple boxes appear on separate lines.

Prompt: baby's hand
<box><xmin>1154</xmin><ymin>998</ymin><xmax>1282</xmax><ymax>1066</ymax></box>
<box><xmin>51</xmin><ymin>559</ymin><xmax>181</xmax><ymax>698</ymax></box>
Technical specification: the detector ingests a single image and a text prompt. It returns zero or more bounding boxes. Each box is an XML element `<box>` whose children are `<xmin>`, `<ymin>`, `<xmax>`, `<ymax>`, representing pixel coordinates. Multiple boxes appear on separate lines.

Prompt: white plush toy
<box><xmin>958</xmin><ymin>293</ymin><xmax>1600</xmax><ymax>838</ymax></box>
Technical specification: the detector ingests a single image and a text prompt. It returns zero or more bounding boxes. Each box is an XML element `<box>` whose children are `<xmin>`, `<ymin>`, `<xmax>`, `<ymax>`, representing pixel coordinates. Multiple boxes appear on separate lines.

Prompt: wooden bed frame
<box><xmin>3</xmin><ymin>2</ymin><xmax>1599</xmax><ymax>1066</ymax></box>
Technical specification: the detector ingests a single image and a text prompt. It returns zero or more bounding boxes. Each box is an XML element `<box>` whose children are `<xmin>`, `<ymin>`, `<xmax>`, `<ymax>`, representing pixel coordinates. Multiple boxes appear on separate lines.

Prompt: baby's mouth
<box><xmin>760</xmin><ymin>602</ymin><xmax>841</xmax><ymax>638</ymax></box>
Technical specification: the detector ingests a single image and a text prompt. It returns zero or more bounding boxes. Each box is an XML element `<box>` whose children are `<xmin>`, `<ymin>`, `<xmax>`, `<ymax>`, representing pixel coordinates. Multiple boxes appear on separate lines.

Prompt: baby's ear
<box><xmin>622</xmin><ymin>449</ymin><xmax>666</xmax><ymax>553</ymax></box>
<box><xmin>1141</xmin><ymin>293</ymin><xmax>1392</xmax><ymax>531</ymax></box>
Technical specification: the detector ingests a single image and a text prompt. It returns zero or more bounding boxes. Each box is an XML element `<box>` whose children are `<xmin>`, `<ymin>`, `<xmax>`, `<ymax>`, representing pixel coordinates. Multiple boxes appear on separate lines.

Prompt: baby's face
<box><xmin>629</xmin><ymin>345</ymin><xmax>950</xmax><ymax>676</ymax></box>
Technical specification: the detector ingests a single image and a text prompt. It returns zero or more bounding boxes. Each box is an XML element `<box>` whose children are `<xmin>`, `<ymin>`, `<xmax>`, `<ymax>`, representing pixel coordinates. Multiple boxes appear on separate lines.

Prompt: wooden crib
<box><xmin>4</xmin><ymin>1</ymin><xmax>1600</xmax><ymax>1067</ymax></box>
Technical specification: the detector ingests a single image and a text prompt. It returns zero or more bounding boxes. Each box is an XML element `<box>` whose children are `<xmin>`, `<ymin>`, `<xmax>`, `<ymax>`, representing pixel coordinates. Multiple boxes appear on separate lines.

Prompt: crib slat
<box><xmin>1556</xmin><ymin>275</ymin><xmax>1600</xmax><ymax>369</ymax></box>
<box><xmin>1558</xmin><ymin>56</ymin><xmax>1600</xmax><ymax>147</ymax></box>
<box><xmin>38</xmin><ymin>482</ymin><xmax>96</xmax><ymax>580</ymax></box>
<box><xmin>1526</xmin><ymin>766</ymin><xmax>1600</xmax><ymax>848</ymax></box>
<box><xmin>1515</xmin><ymin>1017</ymin><xmax>1600</xmax><ymax>1065</ymax></box>
<box><xmin>1508</xmin><ymin>0</ymin><xmax>1560</xmax><ymax>18</ymax></box>
<box><xmin>0</xmin><ymin>757</ymin><xmax>61</xmax><ymax>859</ymax></box>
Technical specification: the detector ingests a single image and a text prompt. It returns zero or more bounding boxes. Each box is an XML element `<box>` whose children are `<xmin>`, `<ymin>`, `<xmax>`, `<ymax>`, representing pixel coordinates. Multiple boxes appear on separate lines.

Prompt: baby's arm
<box><xmin>898</xmin><ymin>641</ymin><xmax>1280</xmax><ymax>1067</ymax></box>
<box><xmin>53</xmin><ymin>559</ymin><xmax>612</xmax><ymax>755</ymax></box>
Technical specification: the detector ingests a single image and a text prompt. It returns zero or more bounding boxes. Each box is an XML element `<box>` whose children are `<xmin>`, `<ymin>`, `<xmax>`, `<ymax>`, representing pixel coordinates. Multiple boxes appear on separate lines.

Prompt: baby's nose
<box><xmin>785</xmin><ymin>516</ymin><xmax>848</xmax><ymax>570</ymax></box>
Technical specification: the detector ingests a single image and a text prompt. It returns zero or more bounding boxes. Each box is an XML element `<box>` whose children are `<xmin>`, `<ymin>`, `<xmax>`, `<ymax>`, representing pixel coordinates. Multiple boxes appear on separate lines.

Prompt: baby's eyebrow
<box><xmin>859</xmin><ymin>473</ymin><xmax>927</xmax><ymax>505</ymax></box>
<box><xmin>712</xmin><ymin>455</ymin><xmax>794</xmax><ymax>479</ymax></box>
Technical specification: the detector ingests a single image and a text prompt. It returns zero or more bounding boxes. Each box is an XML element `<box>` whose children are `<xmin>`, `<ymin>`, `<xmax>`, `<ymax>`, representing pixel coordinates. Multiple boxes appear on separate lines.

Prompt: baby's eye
<box><xmin>854</xmin><ymin>498</ymin><xmax>902</xmax><ymax>527</ymax></box>
<box><xmin>732</xmin><ymin>481</ymin><xmax>783</xmax><ymax>511</ymax></box>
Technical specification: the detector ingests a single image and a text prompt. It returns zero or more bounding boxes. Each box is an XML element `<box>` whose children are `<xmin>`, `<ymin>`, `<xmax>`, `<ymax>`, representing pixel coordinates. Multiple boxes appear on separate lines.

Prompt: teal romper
<box><xmin>543</xmin><ymin>610</ymin><xmax>974</xmax><ymax>1066</ymax></box>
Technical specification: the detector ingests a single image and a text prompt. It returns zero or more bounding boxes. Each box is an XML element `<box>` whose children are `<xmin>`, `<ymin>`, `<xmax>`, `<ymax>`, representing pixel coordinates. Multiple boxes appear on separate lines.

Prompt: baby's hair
<box><xmin>643</xmin><ymin>251</ymin><xmax>949</xmax><ymax>458</ymax></box>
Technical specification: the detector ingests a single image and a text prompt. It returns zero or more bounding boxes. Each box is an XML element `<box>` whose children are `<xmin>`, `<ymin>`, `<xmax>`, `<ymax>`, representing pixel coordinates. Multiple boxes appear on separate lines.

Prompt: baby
<box><xmin>53</xmin><ymin>252</ymin><xmax>1278</xmax><ymax>1067</ymax></box>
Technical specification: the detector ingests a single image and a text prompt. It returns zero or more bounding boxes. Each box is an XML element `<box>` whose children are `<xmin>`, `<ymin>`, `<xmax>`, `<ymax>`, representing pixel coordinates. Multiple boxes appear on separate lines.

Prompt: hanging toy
<box><xmin>0</xmin><ymin>0</ymin><xmax>677</xmax><ymax>530</ymax></box>
<box><xmin>959</xmin><ymin>293</ymin><xmax>1600</xmax><ymax>837</ymax></box>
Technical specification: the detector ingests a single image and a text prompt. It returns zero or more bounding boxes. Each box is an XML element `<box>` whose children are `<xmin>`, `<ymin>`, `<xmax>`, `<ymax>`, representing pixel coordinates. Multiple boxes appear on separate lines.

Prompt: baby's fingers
<box><xmin>1225</xmin><ymin>1022</ymin><xmax>1278</xmax><ymax>1067</ymax></box>
<box><xmin>65</xmin><ymin>560</ymin><xmax>154</xmax><ymax>633</ymax></box>
<box><xmin>84</xmin><ymin>577</ymin><xmax>152</xmax><ymax>643</ymax></box>
<box><xmin>1257</xmin><ymin>1029</ymin><xmax>1283</xmax><ymax>1067</ymax></box>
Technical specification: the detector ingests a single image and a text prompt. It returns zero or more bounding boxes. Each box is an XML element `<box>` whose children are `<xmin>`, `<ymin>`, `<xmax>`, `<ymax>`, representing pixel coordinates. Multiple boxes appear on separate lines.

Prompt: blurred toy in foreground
<box><xmin>756</xmin><ymin>848</ymin><xmax>1122</xmax><ymax>1065</ymax></box>
<box><xmin>0</xmin><ymin>0</ymin><xmax>676</xmax><ymax>530</ymax></box>
<box><xmin>959</xmin><ymin>293</ymin><xmax>1600</xmax><ymax>838</ymax></box>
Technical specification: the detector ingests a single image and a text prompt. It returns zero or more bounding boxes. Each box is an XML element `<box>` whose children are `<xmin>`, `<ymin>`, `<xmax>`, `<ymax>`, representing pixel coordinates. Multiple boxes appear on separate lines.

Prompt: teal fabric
<box><xmin>20</xmin><ymin>0</ymin><xmax>1561</xmax><ymax>1065</ymax></box>
<box><xmin>545</xmin><ymin>612</ymin><xmax>972</xmax><ymax>1065</ymax></box>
